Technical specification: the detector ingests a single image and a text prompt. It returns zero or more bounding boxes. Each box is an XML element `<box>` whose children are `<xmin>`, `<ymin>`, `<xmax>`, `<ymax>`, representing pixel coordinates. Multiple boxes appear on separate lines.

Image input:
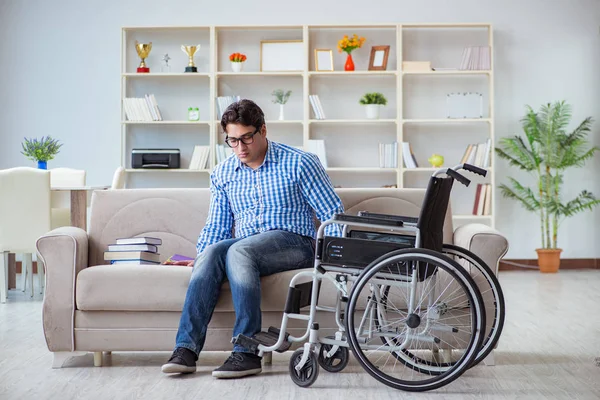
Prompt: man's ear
<box><xmin>261</xmin><ymin>124</ymin><xmax>267</xmax><ymax>136</ymax></box>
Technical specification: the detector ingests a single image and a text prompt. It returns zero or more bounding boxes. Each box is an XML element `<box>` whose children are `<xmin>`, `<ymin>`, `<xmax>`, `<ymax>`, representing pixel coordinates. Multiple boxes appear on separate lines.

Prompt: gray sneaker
<box><xmin>212</xmin><ymin>352</ymin><xmax>262</xmax><ymax>378</ymax></box>
<box><xmin>161</xmin><ymin>347</ymin><xmax>198</xmax><ymax>374</ymax></box>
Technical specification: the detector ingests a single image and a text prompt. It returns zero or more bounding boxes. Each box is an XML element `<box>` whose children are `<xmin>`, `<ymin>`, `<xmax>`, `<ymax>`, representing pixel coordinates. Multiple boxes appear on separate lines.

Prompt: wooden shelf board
<box><xmin>122</xmin><ymin>73</ymin><xmax>210</xmax><ymax>77</ymax></box>
<box><xmin>125</xmin><ymin>169</ymin><xmax>210</xmax><ymax>173</ymax></box>
<box><xmin>326</xmin><ymin>168</ymin><xmax>398</xmax><ymax>172</ymax></box>
<box><xmin>403</xmin><ymin>118</ymin><xmax>491</xmax><ymax>124</ymax></box>
<box><xmin>122</xmin><ymin>121</ymin><xmax>210</xmax><ymax>125</ymax></box>
<box><xmin>217</xmin><ymin>71</ymin><xmax>303</xmax><ymax>76</ymax></box>
<box><xmin>403</xmin><ymin>70</ymin><xmax>491</xmax><ymax>75</ymax></box>
<box><xmin>309</xmin><ymin>119</ymin><xmax>397</xmax><ymax>124</ymax></box>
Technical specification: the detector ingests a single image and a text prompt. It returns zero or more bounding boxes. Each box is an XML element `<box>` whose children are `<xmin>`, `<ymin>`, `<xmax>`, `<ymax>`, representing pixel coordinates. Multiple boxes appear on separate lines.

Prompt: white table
<box><xmin>51</xmin><ymin>185</ymin><xmax>110</xmax><ymax>231</ymax></box>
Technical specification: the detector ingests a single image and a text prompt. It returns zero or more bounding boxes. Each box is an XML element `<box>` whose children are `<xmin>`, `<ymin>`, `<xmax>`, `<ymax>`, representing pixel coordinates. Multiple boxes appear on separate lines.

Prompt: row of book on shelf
<box><xmin>459</xmin><ymin>46</ymin><xmax>491</xmax><ymax>70</ymax></box>
<box><xmin>460</xmin><ymin>138</ymin><xmax>492</xmax><ymax>168</ymax></box>
<box><xmin>188</xmin><ymin>144</ymin><xmax>234</xmax><ymax>169</ymax></box>
<box><xmin>217</xmin><ymin>94</ymin><xmax>327</xmax><ymax>120</ymax></box>
<box><xmin>123</xmin><ymin>94</ymin><xmax>163</xmax><ymax>121</ymax></box>
<box><xmin>473</xmin><ymin>183</ymin><xmax>492</xmax><ymax>216</ymax></box>
<box><xmin>379</xmin><ymin>142</ymin><xmax>398</xmax><ymax>168</ymax></box>
<box><xmin>402</xmin><ymin>139</ymin><xmax>492</xmax><ymax>169</ymax></box>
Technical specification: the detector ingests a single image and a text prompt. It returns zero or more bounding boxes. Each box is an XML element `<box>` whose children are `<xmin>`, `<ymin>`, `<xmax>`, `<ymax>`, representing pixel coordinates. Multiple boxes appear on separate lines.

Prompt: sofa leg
<box><xmin>483</xmin><ymin>350</ymin><xmax>495</xmax><ymax>366</ymax></box>
<box><xmin>93</xmin><ymin>352</ymin><xmax>103</xmax><ymax>367</ymax></box>
<box><xmin>52</xmin><ymin>351</ymin><xmax>87</xmax><ymax>369</ymax></box>
<box><xmin>262</xmin><ymin>352</ymin><xmax>272</xmax><ymax>366</ymax></box>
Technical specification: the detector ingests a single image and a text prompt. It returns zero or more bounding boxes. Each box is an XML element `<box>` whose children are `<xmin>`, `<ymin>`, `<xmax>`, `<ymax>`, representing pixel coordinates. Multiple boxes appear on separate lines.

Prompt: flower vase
<box><xmin>278</xmin><ymin>104</ymin><xmax>285</xmax><ymax>121</ymax></box>
<box><xmin>37</xmin><ymin>160</ymin><xmax>47</xmax><ymax>170</ymax></box>
<box><xmin>344</xmin><ymin>53</ymin><xmax>355</xmax><ymax>71</ymax></box>
<box><xmin>231</xmin><ymin>62</ymin><xmax>243</xmax><ymax>73</ymax></box>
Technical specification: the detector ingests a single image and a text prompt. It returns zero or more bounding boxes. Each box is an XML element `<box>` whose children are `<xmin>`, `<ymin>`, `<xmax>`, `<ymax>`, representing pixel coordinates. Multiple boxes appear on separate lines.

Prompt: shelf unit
<box><xmin>120</xmin><ymin>23</ymin><xmax>495</xmax><ymax>227</ymax></box>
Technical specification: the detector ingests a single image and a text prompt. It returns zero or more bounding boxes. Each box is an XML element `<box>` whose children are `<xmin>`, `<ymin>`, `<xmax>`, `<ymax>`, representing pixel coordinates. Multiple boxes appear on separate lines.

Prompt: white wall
<box><xmin>1</xmin><ymin>0</ymin><xmax>599</xmax><ymax>259</ymax></box>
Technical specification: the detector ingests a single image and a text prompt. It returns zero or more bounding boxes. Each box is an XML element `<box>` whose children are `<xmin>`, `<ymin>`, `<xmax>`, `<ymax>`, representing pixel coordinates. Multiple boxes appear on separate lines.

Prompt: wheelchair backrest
<box><xmin>416</xmin><ymin>177</ymin><xmax>454</xmax><ymax>253</ymax></box>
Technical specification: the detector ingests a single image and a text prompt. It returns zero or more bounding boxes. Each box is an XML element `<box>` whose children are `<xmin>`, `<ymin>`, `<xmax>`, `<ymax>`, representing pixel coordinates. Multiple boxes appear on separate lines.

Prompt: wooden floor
<box><xmin>1</xmin><ymin>270</ymin><xmax>600</xmax><ymax>399</ymax></box>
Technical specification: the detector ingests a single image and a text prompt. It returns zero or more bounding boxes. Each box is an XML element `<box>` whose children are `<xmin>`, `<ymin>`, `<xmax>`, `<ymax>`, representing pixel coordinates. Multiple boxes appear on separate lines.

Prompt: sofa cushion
<box><xmin>76</xmin><ymin>264</ymin><xmax>331</xmax><ymax>312</ymax></box>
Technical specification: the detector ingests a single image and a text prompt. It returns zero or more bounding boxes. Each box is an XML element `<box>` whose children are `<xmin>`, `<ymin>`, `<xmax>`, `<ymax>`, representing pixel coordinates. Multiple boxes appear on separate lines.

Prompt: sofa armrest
<box><xmin>453</xmin><ymin>223</ymin><xmax>509</xmax><ymax>276</ymax></box>
<box><xmin>36</xmin><ymin>227</ymin><xmax>89</xmax><ymax>352</ymax></box>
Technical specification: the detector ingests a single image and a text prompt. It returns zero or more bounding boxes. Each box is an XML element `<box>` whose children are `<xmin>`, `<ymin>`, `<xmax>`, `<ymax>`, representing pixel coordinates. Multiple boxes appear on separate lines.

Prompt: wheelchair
<box><xmin>232</xmin><ymin>163</ymin><xmax>505</xmax><ymax>392</ymax></box>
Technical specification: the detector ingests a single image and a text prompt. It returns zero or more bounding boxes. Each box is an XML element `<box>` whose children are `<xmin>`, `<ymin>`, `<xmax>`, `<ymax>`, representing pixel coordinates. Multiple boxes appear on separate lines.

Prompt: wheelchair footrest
<box><xmin>231</xmin><ymin>326</ymin><xmax>292</xmax><ymax>354</ymax></box>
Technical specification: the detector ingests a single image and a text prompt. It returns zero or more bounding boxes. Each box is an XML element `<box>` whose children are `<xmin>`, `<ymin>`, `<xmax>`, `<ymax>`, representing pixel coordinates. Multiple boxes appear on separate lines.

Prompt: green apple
<box><xmin>428</xmin><ymin>153</ymin><xmax>444</xmax><ymax>167</ymax></box>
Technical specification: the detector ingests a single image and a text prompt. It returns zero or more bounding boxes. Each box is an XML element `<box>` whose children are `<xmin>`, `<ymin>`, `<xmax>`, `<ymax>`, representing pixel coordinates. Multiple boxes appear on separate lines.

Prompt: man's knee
<box><xmin>225</xmin><ymin>242</ymin><xmax>259</xmax><ymax>286</ymax></box>
<box><xmin>190</xmin><ymin>242</ymin><xmax>229</xmax><ymax>280</ymax></box>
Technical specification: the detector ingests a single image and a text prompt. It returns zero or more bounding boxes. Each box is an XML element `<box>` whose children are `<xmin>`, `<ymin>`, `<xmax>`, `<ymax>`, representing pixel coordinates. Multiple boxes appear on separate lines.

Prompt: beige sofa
<box><xmin>36</xmin><ymin>188</ymin><xmax>508</xmax><ymax>368</ymax></box>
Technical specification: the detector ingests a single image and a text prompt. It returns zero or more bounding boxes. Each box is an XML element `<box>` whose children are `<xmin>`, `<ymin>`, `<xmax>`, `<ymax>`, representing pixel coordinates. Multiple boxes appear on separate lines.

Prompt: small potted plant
<box><xmin>495</xmin><ymin>101</ymin><xmax>599</xmax><ymax>272</ymax></box>
<box><xmin>272</xmin><ymin>89</ymin><xmax>292</xmax><ymax>120</ymax></box>
<box><xmin>229</xmin><ymin>52</ymin><xmax>247</xmax><ymax>72</ymax></box>
<box><xmin>337</xmin><ymin>34</ymin><xmax>366</xmax><ymax>71</ymax></box>
<box><xmin>359</xmin><ymin>92</ymin><xmax>387</xmax><ymax>119</ymax></box>
<box><xmin>21</xmin><ymin>136</ymin><xmax>63</xmax><ymax>169</ymax></box>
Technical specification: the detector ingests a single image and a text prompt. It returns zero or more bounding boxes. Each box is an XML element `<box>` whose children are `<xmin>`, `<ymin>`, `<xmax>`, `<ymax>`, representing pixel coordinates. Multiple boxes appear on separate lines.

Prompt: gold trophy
<box><xmin>181</xmin><ymin>45</ymin><xmax>201</xmax><ymax>73</ymax></box>
<box><xmin>135</xmin><ymin>41</ymin><xmax>152</xmax><ymax>73</ymax></box>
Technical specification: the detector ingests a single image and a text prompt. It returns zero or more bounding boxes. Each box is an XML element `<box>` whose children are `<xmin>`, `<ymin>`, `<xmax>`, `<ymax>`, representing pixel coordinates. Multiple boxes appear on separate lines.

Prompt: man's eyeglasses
<box><xmin>225</xmin><ymin>129</ymin><xmax>259</xmax><ymax>148</ymax></box>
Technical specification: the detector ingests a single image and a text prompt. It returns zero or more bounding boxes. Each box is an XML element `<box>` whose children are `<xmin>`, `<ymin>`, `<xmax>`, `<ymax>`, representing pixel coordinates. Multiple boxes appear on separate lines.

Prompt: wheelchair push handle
<box><xmin>446</xmin><ymin>169</ymin><xmax>471</xmax><ymax>187</ymax></box>
<box><xmin>462</xmin><ymin>163</ymin><xmax>487</xmax><ymax>177</ymax></box>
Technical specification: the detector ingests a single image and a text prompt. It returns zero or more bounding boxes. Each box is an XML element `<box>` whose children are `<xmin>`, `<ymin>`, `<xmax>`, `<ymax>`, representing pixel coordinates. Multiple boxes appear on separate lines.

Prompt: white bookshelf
<box><xmin>120</xmin><ymin>23</ymin><xmax>495</xmax><ymax>227</ymax></box>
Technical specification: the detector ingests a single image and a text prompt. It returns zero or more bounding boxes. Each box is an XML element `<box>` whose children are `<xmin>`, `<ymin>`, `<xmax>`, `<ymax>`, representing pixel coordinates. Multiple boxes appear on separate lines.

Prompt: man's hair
<box><xmin>221</xmin><ymin>99</ymin><xmax>265</xmax><ymax>133</ymax></box>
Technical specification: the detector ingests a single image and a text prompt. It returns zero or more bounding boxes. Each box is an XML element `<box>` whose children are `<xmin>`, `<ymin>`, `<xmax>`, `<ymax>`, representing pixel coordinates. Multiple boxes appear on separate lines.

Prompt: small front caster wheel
<box><xmin>318</xmin><ymin>338</ymin><xmax>349</xmax><ymax>373</ymax></box>
<box><xmin>289</xmin><ymin>348</ymin><xmax>319</xmax><ymax>387</ymax></box>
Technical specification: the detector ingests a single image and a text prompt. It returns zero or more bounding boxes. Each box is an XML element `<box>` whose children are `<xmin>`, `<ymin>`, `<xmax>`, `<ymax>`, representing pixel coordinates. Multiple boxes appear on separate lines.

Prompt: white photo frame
<box><xmin>314</xmin><ymin>49</ymin><xmax>333</xmax><ymax>71</ymax></box>
<box><xmin>260</xmin><ymin>40</ymin><xmax>304</xmax><ymax>71</ymax></box>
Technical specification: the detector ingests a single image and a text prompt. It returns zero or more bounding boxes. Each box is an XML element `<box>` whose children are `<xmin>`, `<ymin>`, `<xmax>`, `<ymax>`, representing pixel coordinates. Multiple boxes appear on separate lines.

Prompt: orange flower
<box><xmin>229</xmin><ymin>52</ymin><xmax>246</xmax><ymax>62</ymax></box>
<box><xmin>338</xmin><ymin>34</ymin><xmax>366</xmax><ymax>54</ymax></box>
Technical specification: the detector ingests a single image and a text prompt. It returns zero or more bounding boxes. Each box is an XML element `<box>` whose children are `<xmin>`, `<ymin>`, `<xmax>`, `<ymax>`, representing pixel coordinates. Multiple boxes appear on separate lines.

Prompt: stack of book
<box><xmin>104</xmin><ymin>237</ymin><xmax>162</xmax><ymax>265</ymax></box>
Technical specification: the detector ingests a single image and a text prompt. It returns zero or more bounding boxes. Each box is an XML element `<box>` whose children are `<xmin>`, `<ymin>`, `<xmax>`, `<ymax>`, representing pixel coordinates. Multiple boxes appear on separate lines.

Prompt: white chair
<box><xmin>0</xmin><ymin>167</ymin><xmax>51</xmax><ymax>302</ymax></box>
<box><xmin>111</xmin><ymin>166</ymin><xmax>126</xmax><ymax>189</ymax></box>
<box><xmin>50</xmin><ymin>168</ymin><xmax>86</xmax><ymax>229</ymax></box>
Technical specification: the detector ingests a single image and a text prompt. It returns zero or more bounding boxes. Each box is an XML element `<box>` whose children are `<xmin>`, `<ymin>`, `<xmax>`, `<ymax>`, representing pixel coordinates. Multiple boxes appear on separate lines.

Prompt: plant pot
<box><xmin>344</xmin><ymin>53</ymin><xmax>355</xmax><ymax>71</ymax></box>
<box><xmin>231</xmin><ymin>62</ymin><xmax>243</xmax><ymax>72</ymax></box>
<box><xmin>536</xmin><ymin>248</ymin><xmax>562</xmax><ymax>273</ymax></box>
<box><xmin>37</xmin><ymin>160</ymin><xmax>47</xmax><ymax>170</ymax></box>
<box><xmin>278</xmin><ymin>104</ymin><xmax>285</xmax><ymax>121</ymax></box>
<box><xmin>365</xmin><ymin>104</ymin><xmax>380</xmax><ymax>119</ymax></box>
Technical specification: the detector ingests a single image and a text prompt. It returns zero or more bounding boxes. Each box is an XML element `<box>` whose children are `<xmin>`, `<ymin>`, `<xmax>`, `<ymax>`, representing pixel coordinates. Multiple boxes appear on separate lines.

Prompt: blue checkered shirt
<box><xmin>196</xmin><ymin>140</ymin><xmax>344</xmax><ymax>254</ymax></box>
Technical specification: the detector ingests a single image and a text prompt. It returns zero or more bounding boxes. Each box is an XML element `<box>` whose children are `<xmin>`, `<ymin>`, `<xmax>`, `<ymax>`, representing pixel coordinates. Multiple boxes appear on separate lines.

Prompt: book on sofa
<box><xmin>104</xmin><ymin>251</ymin><xmax>161</xmax><ymax>264</ymax></box>
<box><xmin>104</xmin><ymin>236</ymin><xmax>162</xmax><ymax>265</ymax></box>
<box><xmin>114</xmin><ymin>236</ymin><xmax>162</xmax><ymax>246</ymax></box>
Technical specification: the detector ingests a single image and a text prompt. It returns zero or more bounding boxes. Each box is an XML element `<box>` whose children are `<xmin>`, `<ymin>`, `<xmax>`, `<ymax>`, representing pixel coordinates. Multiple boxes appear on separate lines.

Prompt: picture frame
<box><xmin>314</xmin><ymin>49</ymin><xmax>333</xmax><ymax>71</ymax></box>
<box><xmin>260</xmin><ymin>40</ymin><xmax>304</xmax><ymax>72</ymax></box>
<box><xmin>368</xmin><ymin>45</ymin><xmax>390</xmax><ymax>71</ymax></box>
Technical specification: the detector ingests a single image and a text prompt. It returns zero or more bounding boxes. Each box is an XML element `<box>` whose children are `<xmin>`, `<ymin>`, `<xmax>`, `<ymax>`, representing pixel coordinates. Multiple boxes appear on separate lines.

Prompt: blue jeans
<box><xmin>175</xmin><ymin>230</ymin><xmax>315</xmax><ymax>355</ymax></box>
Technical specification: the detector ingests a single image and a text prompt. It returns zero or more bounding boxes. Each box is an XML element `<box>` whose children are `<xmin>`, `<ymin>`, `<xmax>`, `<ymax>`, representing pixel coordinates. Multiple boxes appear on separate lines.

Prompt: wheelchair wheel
<box><xmin>378</xmin><ymin>245</ymin><xmax>505</xmax><ymax>371</ymax></box>
<box><xmin>289</xmin><ymin>348</ymin><xmax>320</xmax><ymax>387</ymax></box>
<box><xmin>345</xmin><ymin>248</ymin><xmax>485</xmax><ymax>392</ymax></box>
<box><xmin>318</xmin><ymin>337</ymin><xmax>350</xmax><ymax>373</ymax></box>
<box><xmin>441</xmin><ymin>244</ymin><xmax>505</xmax><ymax>368</ymax></box>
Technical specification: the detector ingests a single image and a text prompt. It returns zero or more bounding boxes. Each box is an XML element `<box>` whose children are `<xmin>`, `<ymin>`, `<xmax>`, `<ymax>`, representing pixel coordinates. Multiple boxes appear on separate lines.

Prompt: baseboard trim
<box><xmin>500</xmin><ymin>258</ymin><xmax>599</xmax><ymax>271</ymax></box>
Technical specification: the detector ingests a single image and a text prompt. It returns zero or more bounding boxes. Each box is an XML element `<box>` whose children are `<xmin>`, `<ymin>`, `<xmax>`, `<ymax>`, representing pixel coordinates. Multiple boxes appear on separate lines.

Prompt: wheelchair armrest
<box><xmin>333</xmin><ymin>213</ymin><xmax>404</xmax><ymax>228</ymax></box>
<box><xmin>357</xmin><ymin>211</ymin><xmax>418</xmax><ymax>225</ymax></box>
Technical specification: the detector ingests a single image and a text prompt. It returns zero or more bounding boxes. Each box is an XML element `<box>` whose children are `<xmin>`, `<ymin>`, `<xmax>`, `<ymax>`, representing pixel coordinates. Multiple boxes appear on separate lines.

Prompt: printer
<box><xmin>132</xmin><ymin>149</ymin><xmax>180</xmax><ymax>169</ymax></box>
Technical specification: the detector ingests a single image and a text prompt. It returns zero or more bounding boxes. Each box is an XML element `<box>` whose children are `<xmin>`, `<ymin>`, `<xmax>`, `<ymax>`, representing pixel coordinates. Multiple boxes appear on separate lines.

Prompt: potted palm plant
<box><xmin>21</xmin><ymin>136</ymin><xmax>63</xmax><ymax>169</ymax></box>
<box><xmin>359</xmin><ymin>92</ymin><xmax>387</xmax><ymax>119</ymax></box>
<box><xmin>495</xmin><ymin>101</ymin><xmax>599</xmax><ymax>272</ymax></box>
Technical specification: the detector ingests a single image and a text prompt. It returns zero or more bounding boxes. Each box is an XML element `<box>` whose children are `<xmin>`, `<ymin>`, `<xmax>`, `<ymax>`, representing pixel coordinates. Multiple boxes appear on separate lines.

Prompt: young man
<box><xmin>161</xmin><ymin>99</ymin><xmax>344</xmax><ymax>378</ymax></box>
